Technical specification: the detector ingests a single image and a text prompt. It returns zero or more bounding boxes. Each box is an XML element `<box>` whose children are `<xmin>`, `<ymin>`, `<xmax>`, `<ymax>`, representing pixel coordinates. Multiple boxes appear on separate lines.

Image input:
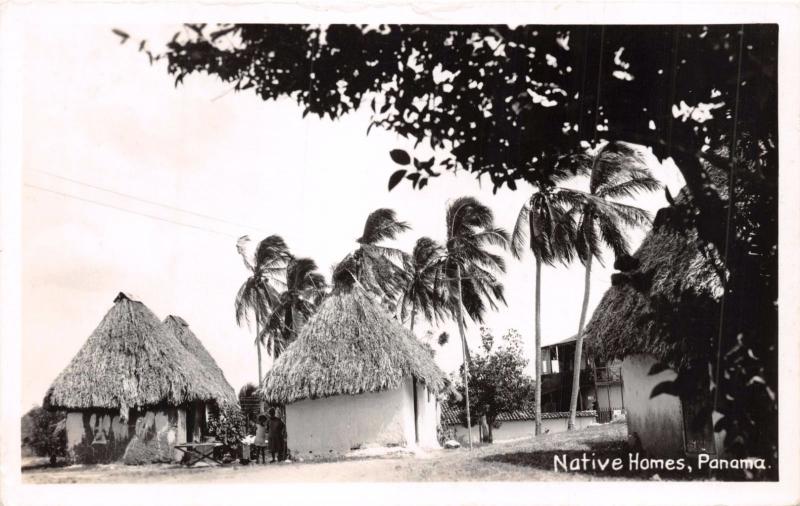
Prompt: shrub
<box><xmin>207</xmin><ymin>403</ymin><xmax>247</xmax><ymax>456</ymax></box>
<box><xmin>21</xmin><ymin>407</ymin><xmax>67</xmax><ymax>465</ymax></box>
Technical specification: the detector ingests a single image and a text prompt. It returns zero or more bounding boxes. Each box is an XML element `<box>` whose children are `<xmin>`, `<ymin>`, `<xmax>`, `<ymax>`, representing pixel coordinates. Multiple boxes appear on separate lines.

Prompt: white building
<box><xmin>261</xmin><ymin>272</ymin><xmax>446</xmax><ymax>457</ymax></box>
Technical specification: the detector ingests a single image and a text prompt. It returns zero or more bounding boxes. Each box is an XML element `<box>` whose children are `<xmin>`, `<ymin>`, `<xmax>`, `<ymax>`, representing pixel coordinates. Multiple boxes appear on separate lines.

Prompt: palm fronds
<box><xmin>397</xmin><ymin>237</ymin><xmax>448</xmax><ymax>330</ymax></box>
<box><xmin>511</xmin><ymin>189</ymin><xmax>577</xmax><ymax>266</ymax></box>
<box><xmin>444</xmin><ymin>197</ymin><xmax>510</xmax><ymax>324</ymax></box>
<box><xmin>263</xmin><ymin>257</ymin><xmax>327</xmax><ymax>357</ymax></box>
<box><xmin>350</xmin><ymin>208</ymin><xmax>412</xmax><ymax>308</ymax></box>
<box><xmin>234</xmin><ymin>234</ymin><xmax>291</xmax><ymax>336</ymax></box>
<box><xmin>357</xmin><ymin>208</ymin><xmax>411</xmax><ymax>245</ymax></box>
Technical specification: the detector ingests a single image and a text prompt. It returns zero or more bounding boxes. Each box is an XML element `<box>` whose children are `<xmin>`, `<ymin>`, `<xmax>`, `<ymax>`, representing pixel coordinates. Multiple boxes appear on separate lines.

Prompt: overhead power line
<box><xmin>31</xmin><ymin>169</ymin><xmax>267</xmax><ymax>234</ymax></box>
<box><xmin>25</xmin><ymin>183</ymin><xmax>240</xmax><ymax>239</ymax></box>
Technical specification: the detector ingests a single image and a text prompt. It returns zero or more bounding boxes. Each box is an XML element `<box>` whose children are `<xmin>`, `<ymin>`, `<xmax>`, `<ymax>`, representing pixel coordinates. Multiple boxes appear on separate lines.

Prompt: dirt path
<box><xmin>23</xmin><ymin>423</ymin><xmax>631</xmax><ymax>484</ymax></box>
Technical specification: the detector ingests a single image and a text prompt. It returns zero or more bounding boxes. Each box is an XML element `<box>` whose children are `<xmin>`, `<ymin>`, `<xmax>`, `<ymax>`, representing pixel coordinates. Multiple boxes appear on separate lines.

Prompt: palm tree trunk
<box><xmin>409</xmin><ymin>301</ymin><xmax>417</xmax><ymax>333</ymax></box>
<box><xmin>455</xmin><ymin>265</ymin><xmax>474</xmax><ymax>450</ymax></box>
<box><xmin>534</xmin><ymin>257</ymin><xmax>542</xmax><ymax>436</ymax></box>
<box><xmin>568</xmin><ymin>255</ymin><xmax>593</xmax><ymax>430</ymax></box>
<box><xmin>256</xmin><ymin>320</ymin><xmax>263</xmax><ymax>387</ymax></box>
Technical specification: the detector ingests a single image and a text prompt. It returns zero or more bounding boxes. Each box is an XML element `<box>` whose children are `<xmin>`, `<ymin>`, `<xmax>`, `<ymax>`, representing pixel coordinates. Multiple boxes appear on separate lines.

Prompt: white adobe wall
<box><xmin>622</xmin><ymin>354</ymin><xmax>685</xmax><ymax>456</ymax></box>
<box><xmin>286</xmin><ymin>377</ymin><xmax>425</xmax><ymax>457</ymax></box>
<box><xmin>413</xmin><ymin>378</ymin><xmax>441</xmax><ymax>448</ymax></box>
<box><xmin>65</xmin><ymin>408</ymin><xmax>186</xmax><ymax>464</ymax></box>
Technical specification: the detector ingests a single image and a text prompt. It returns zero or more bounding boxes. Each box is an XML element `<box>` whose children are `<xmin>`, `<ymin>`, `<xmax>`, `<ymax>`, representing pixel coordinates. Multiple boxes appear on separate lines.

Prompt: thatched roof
<box><xmin>584</xmin><ymin>192</ymin><xmax>725</xmax><ymax>371</ymax></box>
<box><xmin>44</xmin><ymin>293</ymin><xmax>234</xmax><ymax>417</ymax></box>
<box><xmin>261</xmin><ymin>283</ymin><xmax>446</xmax><ymax>404</ymax></box>
<box><xmin>163</xmin><ymin>315</ymin><xmax>237</xmax><ymax>405</ymax></box>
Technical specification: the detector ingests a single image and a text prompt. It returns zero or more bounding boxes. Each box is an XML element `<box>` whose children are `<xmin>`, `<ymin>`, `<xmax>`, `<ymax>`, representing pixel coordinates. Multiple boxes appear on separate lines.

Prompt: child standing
<box><xmin>254</xmin><ymin>414</ymin><xmax>268</xmax><ymax>464</ymax></box>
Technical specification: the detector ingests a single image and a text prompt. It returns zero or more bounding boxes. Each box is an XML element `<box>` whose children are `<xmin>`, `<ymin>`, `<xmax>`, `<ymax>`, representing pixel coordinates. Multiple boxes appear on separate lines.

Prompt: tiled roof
<box><xmin>440</xmin><ymin>403</ymin><xmax>596</xmax><ymax>426</ymax></box>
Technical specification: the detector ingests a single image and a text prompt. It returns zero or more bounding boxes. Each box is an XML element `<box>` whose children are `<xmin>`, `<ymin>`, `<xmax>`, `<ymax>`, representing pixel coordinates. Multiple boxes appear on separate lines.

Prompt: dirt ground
<box><xmin>22</xmin><ymin>422</ymin><xmax>669</xmax><ymax>484</ymax></box>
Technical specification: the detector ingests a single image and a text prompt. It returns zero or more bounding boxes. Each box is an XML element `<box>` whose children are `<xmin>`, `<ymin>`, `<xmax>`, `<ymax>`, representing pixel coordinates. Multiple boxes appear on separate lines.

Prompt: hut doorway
<box><xmin>186</xmin><ymin>405</ymin><xmax>197</xmax><ymax>443</ymax></box>
<box><xmin>186</xmin><ymin>402</ymin><xmax>207</xmax><ymax>443</ymax></box>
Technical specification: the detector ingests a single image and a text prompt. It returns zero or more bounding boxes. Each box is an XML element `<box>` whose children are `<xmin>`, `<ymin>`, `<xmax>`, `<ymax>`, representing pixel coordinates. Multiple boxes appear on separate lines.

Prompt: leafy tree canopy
<box><xmin>453</xmin><ymin>328</ymin><xmax>535</xmax><ymax>437</ymax></box>
<box><xmin>154</xmin><ymin>24</ymin><xmax>775</xmax><ymax>196</ymax></box>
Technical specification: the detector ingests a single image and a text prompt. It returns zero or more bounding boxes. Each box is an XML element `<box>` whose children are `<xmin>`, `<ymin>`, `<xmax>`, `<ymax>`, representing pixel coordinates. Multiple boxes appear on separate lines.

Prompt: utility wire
<box><xmin>31</xmin><ymin>169</ymin><xmax>267</xmax><ymax>234</ymax></box>
<box><xmin>25</xmin><ymin>183</ymin><xmax>240</xmax><ymax>238</ymax></box>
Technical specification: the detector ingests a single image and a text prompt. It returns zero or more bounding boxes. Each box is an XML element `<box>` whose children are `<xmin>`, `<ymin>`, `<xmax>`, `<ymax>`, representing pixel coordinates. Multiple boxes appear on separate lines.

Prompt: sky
<box><xmin>21</xmin><ymin>24</ymin><xmax>686</xmax><ymax>410</ymax></box>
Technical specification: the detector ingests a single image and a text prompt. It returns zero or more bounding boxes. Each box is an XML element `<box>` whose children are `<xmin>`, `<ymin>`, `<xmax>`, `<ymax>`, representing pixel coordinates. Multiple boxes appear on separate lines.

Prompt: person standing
<box><xmin>254</xmin><ymin>414</ymin><xmax>268</xmax><ymax>464</ymax></box>
<box><xmin>267</xmin><ymin>407</ymin><xmax>286</xmax><ymax>463</ymax></box>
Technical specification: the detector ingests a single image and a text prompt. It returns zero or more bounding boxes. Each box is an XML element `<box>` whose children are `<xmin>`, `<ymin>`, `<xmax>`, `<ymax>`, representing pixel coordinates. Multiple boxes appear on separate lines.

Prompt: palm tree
<box><xmin>263</xmin><ymin>257</ymin><xmax>327</xmax><ymax>357</ymax></box>
<box><xmin>565</xmin><ymin>141</ymin><xmax>660</xmax><ymax>429</ymax></box>
<box><xmin>444</xmin><ymin>196</ymin><xmax>510</xmax><ymax>449</ymax></box>
<box><xmin>511</xmin><ymin>187</ymin><xmax>577</xmax><ymax>436</ymax></box>
<box><xmin>397</xmin><ymin>237</ymin><xmax>448</xmax><ymax>333</ymax></box>
<box><xmin>352</xmin><ymin>208</ymin><xmax>411</xmax><ymax>310</ymax></box>
<box><xmin>234</xmin><ymin>235</ymin><xmax>291</xmax><ymax>385</ymax></box>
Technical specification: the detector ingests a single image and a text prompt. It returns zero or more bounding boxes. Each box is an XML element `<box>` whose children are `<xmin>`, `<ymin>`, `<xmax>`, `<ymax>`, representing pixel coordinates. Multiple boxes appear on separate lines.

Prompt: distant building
<box><xmin>261</xmin><ymin>265</ymin><xmax>446</xmax><ymax>457</ymax></box>
<box><xmin>43</xmin><ymin>293</ymin><xmax>236</xmax><ymax>464</ymax></box>
<box><xmin>541</xmin><ymin>335</ymin><xmax>624</xmax><ymax>417</ymax></box>
<box><xmin>440</xmin><ymin>404</ymin><xmax>596</xmax><ymax>445</ymax></box>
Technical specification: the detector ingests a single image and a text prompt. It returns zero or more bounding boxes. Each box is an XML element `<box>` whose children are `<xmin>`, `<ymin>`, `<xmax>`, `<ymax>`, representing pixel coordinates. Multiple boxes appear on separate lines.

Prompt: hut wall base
<box><xmin>286</xmin><ymin>380</ymin><xmax>419</xmax><ymax>457</ymax></box>
<box><xmin>64</xmin><ymin>408</ymin><xmax>184</xmax><ymax>464</ymax></box>
<box><xmin>622</xmin><ymin>354</ymin><xmax>685</xmax><ymax>457</ymax></box>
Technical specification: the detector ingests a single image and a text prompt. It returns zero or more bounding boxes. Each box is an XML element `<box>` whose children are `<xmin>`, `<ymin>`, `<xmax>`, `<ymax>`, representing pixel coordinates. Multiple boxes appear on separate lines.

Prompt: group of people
<box><xmin>253</xmin><ymin>407</ymin><xmax>288</xmax><ymax>463</ymax></box>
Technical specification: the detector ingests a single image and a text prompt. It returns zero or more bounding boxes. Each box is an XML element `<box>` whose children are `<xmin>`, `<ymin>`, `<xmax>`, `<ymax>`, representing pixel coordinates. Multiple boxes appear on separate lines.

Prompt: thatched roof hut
<box><xmin>44</xmin><ymin>293</ymin><xmax>233</xmax><ymax>419</ymax></box>
<box><xmin>583</xmin><ymin>191</ymin><xmax>725</xmax><ymax>371</ymax></box>
<box><xmin>261</xmin><ymin>277</ymin><xmax>446</xmax><ymax>404</ymax></box>
<box><xmin>163</xmin><ymin>315</ymin><xmax>237</xmax><ymax>405</ymax></box>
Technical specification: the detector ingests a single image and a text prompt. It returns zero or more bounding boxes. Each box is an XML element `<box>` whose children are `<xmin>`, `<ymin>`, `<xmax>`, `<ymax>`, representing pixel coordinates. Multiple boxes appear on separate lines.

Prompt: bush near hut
<box><xmin>452</xmin><ymin>328</ymin><xmax>535</xmax><ymax>443</ymax></box>
<box><xmin>21</xmin><ymin>407</ymin><xmax>67</xmax><ymax>465</ymax></box>
<box><xmin>208</xmin><ymin>403</ymin><xmax>247</xmax><ymax>457</ymax></box>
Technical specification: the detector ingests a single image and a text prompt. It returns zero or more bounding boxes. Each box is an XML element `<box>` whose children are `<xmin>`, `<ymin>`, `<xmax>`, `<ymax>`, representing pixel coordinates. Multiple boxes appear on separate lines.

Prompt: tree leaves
<box><xmin>389</xmin><ymin>149</ymin><xmax>411</xmax><ymax>165</ymax></box>
<box><xmin>112</xmin><ymin>29</ymin><xmax>130</xmax><ymax>44</ymax></box>
<box><xmin>388</xmin><ymin>169</ymin><xmax>407</xmax><ymax>191</ymax></box>
<box><xmin>451</xmin><ymin>329</ymin><xmax>534</xmax><ymax>428</ymax></box>
<box><xmin>647</xmin><ymin>361</ymin><xmax>672</xmax><ymax>376</ymax></box>
<box><xmin>649</xmin><ymin>380</ymin><xmax>680</xmax><ymax>398</ymax></box>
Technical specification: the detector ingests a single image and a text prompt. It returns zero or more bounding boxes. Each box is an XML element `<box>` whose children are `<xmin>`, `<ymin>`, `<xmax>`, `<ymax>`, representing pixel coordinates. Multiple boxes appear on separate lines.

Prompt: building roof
<box><xmin>163</xmin><ymin>315</ymin><xmax>237</xmax><ymax>405</ymax></box>
<box><xmin>542</xmin><ymin>334</ymin><xmax>578</xmax><ymax>349</ymax></box>
<box><xmin>440</xmin><ymin>403</ymin><xmax>597</xmax><ymax>426</ymax></box>
<box><xmin>583</xmin><ymin>189</ymin><xmax>724</xmax><ymax>371</ymax></box>
<box><xmin>261</xmin><ymin>278</ymin><xmax>446</xmax><ymax>404</ymax></box>
<box><xmin>44</xmin><ymin>293</ymin><xmax>235</xmax><ymax>418</ymax></box>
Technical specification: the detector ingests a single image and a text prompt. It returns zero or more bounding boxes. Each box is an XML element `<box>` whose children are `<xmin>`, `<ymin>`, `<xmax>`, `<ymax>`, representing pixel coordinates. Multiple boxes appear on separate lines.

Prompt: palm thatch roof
<box><xmin>163</xmin><ymin>315</ymin><xmax>237</xmax><ymax>405</ymax></box>
<box><xmin>44</xmin><ymin>293</ymin><xmax>234</xmax><ymax>418</ymax></box>
<box><xmin>261</xmin><ymin>280</ymin><xmax>447</xmax><ymax>404</ymax></box>
<box><xmin>584</xmin><ymin>191</ymin><xmax>725</xmax><ymax>371</ymax></box>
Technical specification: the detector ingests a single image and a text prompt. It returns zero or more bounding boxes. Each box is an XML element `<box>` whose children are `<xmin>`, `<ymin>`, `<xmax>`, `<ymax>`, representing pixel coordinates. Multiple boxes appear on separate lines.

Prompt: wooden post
<box><xmin>412</xmin><ymin>377</ymin><xmax>419</xmax><ymax>444</ymax></box>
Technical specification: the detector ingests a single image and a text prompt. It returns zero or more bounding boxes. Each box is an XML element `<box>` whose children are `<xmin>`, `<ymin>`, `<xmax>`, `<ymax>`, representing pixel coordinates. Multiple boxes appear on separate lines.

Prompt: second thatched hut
<box><xmin>261</xmin><ymin>266</ymin><xmax>446</xmax><ymax>457</ymax></box>
<box><xmin>584</xmin><ymin>188</ymin><xmax>724</xmax><ymax>458</ymax></box>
